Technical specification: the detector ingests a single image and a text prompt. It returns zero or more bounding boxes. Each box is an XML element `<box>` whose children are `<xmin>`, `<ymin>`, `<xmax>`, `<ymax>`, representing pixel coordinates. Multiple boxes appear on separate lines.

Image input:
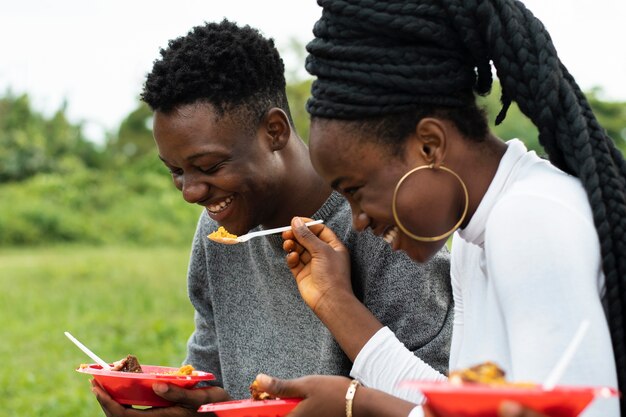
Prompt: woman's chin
<box><xmin>401</xmin><ymin>239</ymin><xmax>446</xmax><ymax>263</ymax></box>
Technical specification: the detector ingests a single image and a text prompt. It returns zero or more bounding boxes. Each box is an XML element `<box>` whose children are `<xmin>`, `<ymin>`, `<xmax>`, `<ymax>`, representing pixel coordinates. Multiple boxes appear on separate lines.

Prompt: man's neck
<box><xmin>262</xmin><ymin>141</ymin><xmax>333</xmax><ymax>229</ymax></box>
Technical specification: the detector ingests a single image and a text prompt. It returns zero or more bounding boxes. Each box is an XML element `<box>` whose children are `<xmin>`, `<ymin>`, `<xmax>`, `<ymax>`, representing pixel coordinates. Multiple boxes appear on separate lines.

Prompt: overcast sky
<box><xmin>1</xmin><ymin>0</ymin><xmax>624</xmax><ymax>144</ymax></box>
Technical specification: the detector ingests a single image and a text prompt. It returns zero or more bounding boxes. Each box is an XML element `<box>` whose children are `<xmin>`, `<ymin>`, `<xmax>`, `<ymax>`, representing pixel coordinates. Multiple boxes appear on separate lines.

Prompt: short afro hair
<box><xmin>141</xmin><ymin>19</ymin><xmax>292</xmax><ymax>126</ymax></box>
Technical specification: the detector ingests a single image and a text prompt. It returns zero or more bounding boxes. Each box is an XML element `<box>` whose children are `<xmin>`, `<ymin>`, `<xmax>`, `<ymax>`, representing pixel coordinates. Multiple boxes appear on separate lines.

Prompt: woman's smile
<box><xmin>382</xmin><ymin>225</ymin><xmax>399</xmax><ymax>246</ymax></box>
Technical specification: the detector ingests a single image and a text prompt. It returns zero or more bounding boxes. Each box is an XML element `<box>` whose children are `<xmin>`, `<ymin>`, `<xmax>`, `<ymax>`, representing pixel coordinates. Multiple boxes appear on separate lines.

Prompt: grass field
<box><xmin>0</xmin><ymin>245</ymin><xmax>195</xmax><ymax>417</ymax></box>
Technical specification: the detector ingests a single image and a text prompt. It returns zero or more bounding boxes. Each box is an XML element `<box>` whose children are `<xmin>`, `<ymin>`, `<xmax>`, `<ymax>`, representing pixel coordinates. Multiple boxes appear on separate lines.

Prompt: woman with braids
<box><xmin>253</xmin><ymin>0</ymin><xmax>625</xmax><ymax>416</ymax></box>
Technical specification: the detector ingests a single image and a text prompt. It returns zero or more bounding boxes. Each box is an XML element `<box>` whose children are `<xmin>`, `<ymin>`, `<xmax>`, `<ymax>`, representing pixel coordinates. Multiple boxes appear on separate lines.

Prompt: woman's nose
<box><xmin>352</xmin><ymin>211</ymin><xmax>371</xmax><ymax>232</ymax></box>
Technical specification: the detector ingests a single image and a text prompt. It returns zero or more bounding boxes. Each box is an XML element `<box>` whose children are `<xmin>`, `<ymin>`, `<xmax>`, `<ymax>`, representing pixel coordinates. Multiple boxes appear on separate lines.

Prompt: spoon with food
<box><xmin>208</xmin><ymin>219</ymin><xmax>324</xmax><ymax>244</ymax></box>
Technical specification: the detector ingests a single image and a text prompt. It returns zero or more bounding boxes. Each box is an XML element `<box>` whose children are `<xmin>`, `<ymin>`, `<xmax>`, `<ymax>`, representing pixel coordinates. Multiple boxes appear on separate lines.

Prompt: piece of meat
<box><xmin>110</xmin><ymin>354</ymin><xmax>144</xmax><ymax>373</ymax></box>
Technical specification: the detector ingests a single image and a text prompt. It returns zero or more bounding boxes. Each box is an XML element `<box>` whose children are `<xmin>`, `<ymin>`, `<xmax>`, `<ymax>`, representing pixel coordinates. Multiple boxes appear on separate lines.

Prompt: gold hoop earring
<box><xmin>392</xmin><ymin>164</ymin><xmax>469</xmax><ymax>242</ymax></box>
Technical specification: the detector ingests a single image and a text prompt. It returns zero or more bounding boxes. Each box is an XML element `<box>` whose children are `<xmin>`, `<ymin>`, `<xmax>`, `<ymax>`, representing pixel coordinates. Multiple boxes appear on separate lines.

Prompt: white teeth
<box><xmin>207</xmin><ymin>196</ymin><xmax>233</xmax><ymax>213</ymax></box>
<box><xmin>383</xmin><ymin>226</ymin><xmax>399</xmax><ymax>244</ymax></box>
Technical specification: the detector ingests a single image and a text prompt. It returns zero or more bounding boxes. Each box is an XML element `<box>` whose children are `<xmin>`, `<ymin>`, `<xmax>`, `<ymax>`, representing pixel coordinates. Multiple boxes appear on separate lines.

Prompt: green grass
<box><xmin>0</xmin><ymin>245</ymin><xmax>195</xmax><ymax>417</ymax></box>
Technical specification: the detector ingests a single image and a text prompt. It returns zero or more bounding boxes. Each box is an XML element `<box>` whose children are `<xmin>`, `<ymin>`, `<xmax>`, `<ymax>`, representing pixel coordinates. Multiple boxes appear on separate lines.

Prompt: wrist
<box><xmin>353</xmin><ymin>385</ymin><xmax>418</xmax><ymax>417</ymax></box>
<box><xmin>315</xmin><ymin>287</ymin><xmax>358</xmax><ymax>318</ymax></box>
<box><xmin>314</xmin><ymin>288</ymin><xmax>384</xmax><ymax>362</ymax></box>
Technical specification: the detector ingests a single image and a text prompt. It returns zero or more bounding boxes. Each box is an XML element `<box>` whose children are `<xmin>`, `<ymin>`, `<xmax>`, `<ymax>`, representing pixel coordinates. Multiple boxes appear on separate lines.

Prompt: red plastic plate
<box><xmin>198</xmin><ymin>398</ymin><xmax>302</xmax><ymax>416</ymax></box>
<box><xmin>399</xmin><ymin>381</ymin><xmax>618</xmax><ymax>417</ymax></box>
<box><xmin>77</xmin><ymin>364</ymin><xmax>215</xmax><ymax>407</ymax></box>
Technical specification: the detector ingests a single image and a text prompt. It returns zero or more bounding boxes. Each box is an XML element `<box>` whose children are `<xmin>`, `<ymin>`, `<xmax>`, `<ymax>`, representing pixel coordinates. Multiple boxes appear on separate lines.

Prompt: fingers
<box><xmin>283</xmin><ymin>238</ymin><xmax>298</xmax><ymax>253</ymax></box>
<box><xmin>284</xmin><ymin>217</ymin><xmax>345</xmax><ymax>255</ymax></box>
<box><xmin>91</xmin><ymin>379</ymin><xmax>133</xmax><ymax>417</ymax></box>
<box><xmin>254</xmin><ymin>374</ymin><xmax>303</xmax><ymax>399</ymax></box>
<box><xmin>283</xmin><ymin>235</ymin><xmax>312</xmax><ymax>271</ymax></box>
<box><xmin>285</xmin><ymin>251</ymin><xmax>301</xmax><ymax>270</ymax></box>
<box><xmin>90</xmin><ymin>379</ymin><xmax>214</xmax><ymax>417</ymax></box>
<box><xmin>290</xmin><ymin>217</ymin><xmax>328</xmax><ymax>254</ymax></box>
<box><xmin>152</xmin><ymin>383</ymin><xmax>229</xmax><ymax>407</ymax></box>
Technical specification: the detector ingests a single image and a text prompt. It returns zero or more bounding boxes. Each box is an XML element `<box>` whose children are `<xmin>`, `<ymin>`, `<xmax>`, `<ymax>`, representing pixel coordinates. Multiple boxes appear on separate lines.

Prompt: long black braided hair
<box><xmin>305</xmin><ymin>0</ymin><xmax>626</xmax><ymax>412</ymax></box>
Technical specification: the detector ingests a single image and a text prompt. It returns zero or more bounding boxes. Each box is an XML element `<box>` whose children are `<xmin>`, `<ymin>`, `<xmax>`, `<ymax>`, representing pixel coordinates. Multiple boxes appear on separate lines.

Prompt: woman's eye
<box><xmin>343</xmin><ymin>186</ymin><xmax>359</xmax><ymax>196</ymax></box>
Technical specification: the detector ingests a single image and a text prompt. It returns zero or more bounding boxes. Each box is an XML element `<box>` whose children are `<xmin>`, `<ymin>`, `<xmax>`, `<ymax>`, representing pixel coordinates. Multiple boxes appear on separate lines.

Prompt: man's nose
<box><xmin>181</xmin><ymin>174</ymin><xmax>210</xmax><ymax>204</ymax></box>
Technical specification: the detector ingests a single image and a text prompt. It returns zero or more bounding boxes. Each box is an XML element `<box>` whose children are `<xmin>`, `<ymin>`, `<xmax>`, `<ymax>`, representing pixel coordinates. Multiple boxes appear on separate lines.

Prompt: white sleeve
<box><xmin>486</xmin><ymin>194</ymin><xmax>619</xmax><ymax>417</ymax></box>
<box><xmin>350</xmin><ymin>327</ymin><xmax>447</xmax><ymax>403</ymax></box>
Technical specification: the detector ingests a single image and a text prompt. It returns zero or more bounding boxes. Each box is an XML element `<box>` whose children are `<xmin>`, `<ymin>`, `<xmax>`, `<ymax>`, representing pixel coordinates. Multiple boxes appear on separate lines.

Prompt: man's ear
<box><xmin>414</xmin><ymin>117</ymin><xmax>447</xmax><ymax>167</ymax></box>
<box><xmin>262</xmin><ymin>108</ymin><xmax>292</xmax><ymax>151</ymax></box>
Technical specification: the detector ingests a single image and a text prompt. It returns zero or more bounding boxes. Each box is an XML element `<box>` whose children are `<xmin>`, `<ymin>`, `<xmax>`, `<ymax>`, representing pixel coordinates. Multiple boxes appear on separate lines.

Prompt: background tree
<box><xmin>108</xmin><ymin>101</ymin><xmax>156</xmax><ymax>161</ymax></box>
<box><xmin>0</xmin><ymin>37</ymin><xmax>623</xmax><ymax>246</ymax></box>
<box><xmin>287</xmin><ymin>79</ymin><xmax>313</xmax><ymax>140</ymax></box>
<box><xmin>0</xmin><ymin>91</ymin><xmax>103</xmax><ymax>182</ymax></box>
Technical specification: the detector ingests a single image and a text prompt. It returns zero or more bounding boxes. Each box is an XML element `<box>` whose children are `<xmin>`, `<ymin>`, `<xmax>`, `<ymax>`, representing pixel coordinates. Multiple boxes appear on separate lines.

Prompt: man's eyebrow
<box><xmin>186</xmin><ymin>151</ymin><xmax>215</xmax><ymax>162</ymax></box>
<box><xmin>158</xmin><ymin>151</ymin><xmax>216</xmax><ymax>165</ymax></box>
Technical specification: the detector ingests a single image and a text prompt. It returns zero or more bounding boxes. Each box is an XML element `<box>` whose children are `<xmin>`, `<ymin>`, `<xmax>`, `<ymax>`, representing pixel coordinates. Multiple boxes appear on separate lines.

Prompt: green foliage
<box><xmin>0</xmin><ymin>91</ymin><xmax>104</xmax><ymax>183</ymax></box>
<box><xmin>0</xmin><ymin>72</ymin><xmax>624</xmax><ymax>247</ymax></box>
<box><xmin>586</xmin><ymin>88</ymin><xmax>626</xmax><ymax>154</ymax></box>
<box><xmin>108</xmin><ymin>102</ymin><xmax>155</xmax><ymax>161</ymax></box>
<box><xmin>287</xmin><ymin>78</ymin><xmax>313</xmax><ymax>141</ymax></box>
<box><xmin>0</xmin><ymin>245</ymin><xmax>194</xmax><ymax>417</ymax></box>
<box><xmin>477</xmin><ymin>83</ymin><xmax>626</xmax><ymax>156</ymax></box>
<box><xmin>0</xmin><ymin>156</ymin><xmax>202</xmax><ymax>247</ymax></box>
<box><xmin>476</xmin><ymin>82</ymin><xmax>542</xmax><ymax>154</ymax></box>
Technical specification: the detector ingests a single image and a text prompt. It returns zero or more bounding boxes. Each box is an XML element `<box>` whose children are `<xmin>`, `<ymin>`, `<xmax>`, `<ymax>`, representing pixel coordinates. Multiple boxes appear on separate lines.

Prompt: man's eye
<box><xmin>168</xmin><ymin>167</ymin><xmax>183</xmax><ymax>176</ymax></box>
<box><xmin>199</xmin><ymin>163</ymin><xmax>222</xmax><ymax>175</ymax></box>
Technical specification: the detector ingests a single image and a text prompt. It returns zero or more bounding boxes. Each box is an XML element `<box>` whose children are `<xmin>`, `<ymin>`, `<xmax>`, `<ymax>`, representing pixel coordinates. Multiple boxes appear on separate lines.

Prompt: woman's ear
<box><xmin>415</xmin><ymin>117</ymin><xmax>447</xmax><ymax>167</ymax></box>
<box><xmin>262</xmin><ymin>108</ymin><xmax>292</xmax><ymax>151</ymax></box>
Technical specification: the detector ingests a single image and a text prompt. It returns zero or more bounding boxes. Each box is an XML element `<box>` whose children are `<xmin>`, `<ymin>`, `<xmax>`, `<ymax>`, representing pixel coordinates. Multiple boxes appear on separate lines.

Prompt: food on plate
<box><xmin>157</xmin><ymin>364</ymin><xmax>198</xmax><ymax>376</ymax></box>
<box><xmin>208</xmin><ymin>226</ymin><xmax>237</xmax><ymax>241</ymax></box>
<box><xmin>250</xmin><ymin>379</ymin><xmax>277</xmax><ymax>400</ymax></box>
<box><xmin>448</xmin><ymin>361</ymin><xmax>534</xmax><ymax>387</ymax></box>
<box><xmin>81</xmin><ymin>355</ymin><xmax>198</xmax><ymax>376</ymax></box>
<box><xmin>111</xmin><ymin>354</ymin><xmax>143</xmax><ymax>373</ymax></box>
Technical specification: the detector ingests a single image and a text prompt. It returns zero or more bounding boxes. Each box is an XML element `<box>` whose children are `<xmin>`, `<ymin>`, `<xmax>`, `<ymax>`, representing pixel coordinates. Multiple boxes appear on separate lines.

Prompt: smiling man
<box><xmin>91</xmin><ymin>20</ymin><xmax>453</xmax><ymax>417</ymax></box>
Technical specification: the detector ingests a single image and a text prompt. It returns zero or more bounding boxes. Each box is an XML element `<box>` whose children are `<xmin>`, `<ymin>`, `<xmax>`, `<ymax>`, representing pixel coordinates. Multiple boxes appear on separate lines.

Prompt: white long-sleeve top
<box><xmin>350</xmin><ymin>139</ymin><xmax>619</xmax><ymax>417</ymax></box>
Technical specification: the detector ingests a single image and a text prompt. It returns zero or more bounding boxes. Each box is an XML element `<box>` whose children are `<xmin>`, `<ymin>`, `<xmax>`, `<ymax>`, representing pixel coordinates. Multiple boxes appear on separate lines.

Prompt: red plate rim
<box><xmin>198</xmin><ymin>398</ymin><xmax>302</xmax><ymax>412</ymax></box>
<box><xmin>397</xmin><ymin>380</ymin><xmax>618</xmax><ymax>398</ymax></box>
<box><xmin>76</xmin><ymin>364</ymin><xmax>215</xmax><ymax>381</ymax></box>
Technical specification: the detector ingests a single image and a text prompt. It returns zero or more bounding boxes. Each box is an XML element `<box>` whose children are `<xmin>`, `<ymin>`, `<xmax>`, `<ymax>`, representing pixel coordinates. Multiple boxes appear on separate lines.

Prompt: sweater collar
<box><xmin>264</xmin><ymin>191</ymin><xmax>344</xmax><ymax>247</ymax></box>
<box><xmin>457</xmin><ymin>139</ymin><xmax>529</xmax><ymax>247</ymax></box>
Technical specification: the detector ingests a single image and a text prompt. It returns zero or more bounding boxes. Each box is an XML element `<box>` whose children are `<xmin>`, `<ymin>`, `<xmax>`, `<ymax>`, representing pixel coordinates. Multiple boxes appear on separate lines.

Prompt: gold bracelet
<box><xmin>345</xmin><ymin>379</ymin><xmax>361</xmax><ymax>417</ymax></box>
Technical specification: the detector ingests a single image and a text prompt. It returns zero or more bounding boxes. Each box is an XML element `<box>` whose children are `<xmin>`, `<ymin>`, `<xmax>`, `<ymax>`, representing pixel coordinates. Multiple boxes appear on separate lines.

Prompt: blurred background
<box><xmin>1</xmin><ymin>1</ymin><xmax>625</xmax><ymax>416</ymax></box>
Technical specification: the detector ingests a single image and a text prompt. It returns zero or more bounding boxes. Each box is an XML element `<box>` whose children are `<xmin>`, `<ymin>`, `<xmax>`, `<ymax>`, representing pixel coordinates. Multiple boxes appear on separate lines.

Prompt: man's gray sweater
<box><xmin>184</xmin><ymin>192</ymin><xmax>453</xmax><ymax>399</ymax></box>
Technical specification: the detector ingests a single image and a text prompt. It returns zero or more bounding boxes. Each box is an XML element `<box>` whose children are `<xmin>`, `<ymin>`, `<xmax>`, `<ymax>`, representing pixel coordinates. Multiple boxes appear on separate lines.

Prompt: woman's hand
<box><xmin>282</xmin><ymin>216</ymin><xmax>352</xmax><ymax>314</ymax></box>
<box><xmin>255</xmin><ymin>374</ymin><xmax>417</xmax><ymax>417</ymax></box>
<box><xmin>283</xmin><ymin>216</ymin><xmax>385</xmax><ymax>361</ymax></box>
<box><xmin>91</xmin><ymin>380</ymin><xmax>231</xmax><ymax>417</ymax></box>
<box><xmin>253</xmin><ymin>374</ymin><xmax>350</xmax><ymax>417</ymax></box>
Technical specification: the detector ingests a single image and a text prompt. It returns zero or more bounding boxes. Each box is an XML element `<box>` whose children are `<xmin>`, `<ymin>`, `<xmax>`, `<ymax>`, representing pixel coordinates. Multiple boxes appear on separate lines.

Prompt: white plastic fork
<box><xmin>209</xmin><ymin>219</ymin><xmax>324</xmax><ymax>244</ymax></box>
<box><xmin>64</xmin><ymin>331</ymin><xmax>112</xmax><ymax>370</ymax></box>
